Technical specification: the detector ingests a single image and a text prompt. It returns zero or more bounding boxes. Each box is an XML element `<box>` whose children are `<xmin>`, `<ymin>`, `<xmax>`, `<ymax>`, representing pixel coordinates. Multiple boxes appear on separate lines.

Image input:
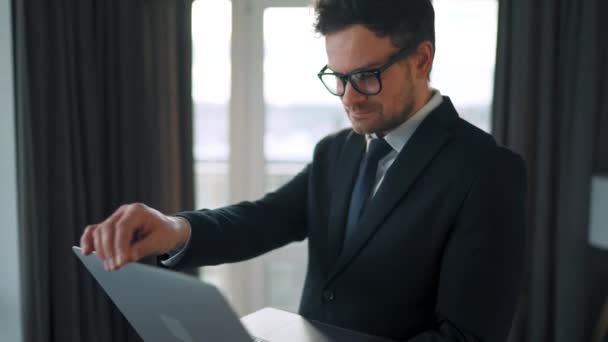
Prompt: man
<box><xmin>80</xmin><ymin>0</ymin><xmax>527</xmax><ymax>341</ymax></box>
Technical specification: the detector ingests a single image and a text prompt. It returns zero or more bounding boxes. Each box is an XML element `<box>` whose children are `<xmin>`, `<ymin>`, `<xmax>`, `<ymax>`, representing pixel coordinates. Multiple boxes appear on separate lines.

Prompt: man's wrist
<box><xmin>169</xmin><ymin>216</ymin><xmax>192</xmax><ymax>251</ymax></box>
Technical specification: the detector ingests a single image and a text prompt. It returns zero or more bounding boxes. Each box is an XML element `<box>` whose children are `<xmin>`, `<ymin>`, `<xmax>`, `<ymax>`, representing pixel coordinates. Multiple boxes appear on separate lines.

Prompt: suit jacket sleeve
<box><xmin>170</xmin><ymin>164</ymin><xmax>310</xmax><ymax>269</ymax></box>
<box><xmin>406</xmin><ymin>147</ymin><xmax>527</xmax><ymax>342</ymax></box>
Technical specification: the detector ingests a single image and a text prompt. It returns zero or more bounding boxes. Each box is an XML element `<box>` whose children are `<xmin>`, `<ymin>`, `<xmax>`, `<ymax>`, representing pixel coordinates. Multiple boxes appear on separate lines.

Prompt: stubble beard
<box><xmin>348</xmin><ymin>93</ymin><xmax>416</xmax><ymax>136</ymax></box>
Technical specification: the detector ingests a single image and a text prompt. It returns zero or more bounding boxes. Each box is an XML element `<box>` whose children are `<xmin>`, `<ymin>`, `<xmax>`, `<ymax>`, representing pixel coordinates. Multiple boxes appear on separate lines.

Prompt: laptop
<box><xmin>73</xmin><ymin>246</ymin><xmax>393</xmax><ymax>342</ymax></box>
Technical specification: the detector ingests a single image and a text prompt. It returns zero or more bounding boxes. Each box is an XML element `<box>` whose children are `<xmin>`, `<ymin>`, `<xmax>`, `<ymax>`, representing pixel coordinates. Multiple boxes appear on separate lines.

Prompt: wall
<box><xmin>0</xmin><ymin>0</ymin><xmax>23</xmax><ymax>340</ymax></box>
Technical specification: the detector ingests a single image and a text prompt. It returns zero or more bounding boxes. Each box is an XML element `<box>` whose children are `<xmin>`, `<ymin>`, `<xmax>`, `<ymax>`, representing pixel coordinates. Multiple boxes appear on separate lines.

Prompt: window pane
<box><xmin>194</xmin><ymin>162</ymin><xmax>229</xmax><ymax>209</ymax></box>
<box><xmin>192</xmin><ymin>0</ymin><xmax>231</xmax><ymax>209</ymax></box>
<box><xmin>431</xmin><ymin>0</ymin><xmax>498</xmax><ymax>133</ymax></box>
<box><xmin>192</xmin><ymin>0</ymin><xmax>232</xmax><ymax>288</ymax></box>
<box><xmin>263</xmin><ymin>8</ymin><xmax>349</xmax><ymax>166</ymax></box>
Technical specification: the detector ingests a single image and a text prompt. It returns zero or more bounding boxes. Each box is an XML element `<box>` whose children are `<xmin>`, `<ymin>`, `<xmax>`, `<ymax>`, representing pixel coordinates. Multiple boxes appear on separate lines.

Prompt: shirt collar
<box><xmin>366</xmin><ymin>89</ymin><xmax>443</xmax><ymax>153</ymax></box>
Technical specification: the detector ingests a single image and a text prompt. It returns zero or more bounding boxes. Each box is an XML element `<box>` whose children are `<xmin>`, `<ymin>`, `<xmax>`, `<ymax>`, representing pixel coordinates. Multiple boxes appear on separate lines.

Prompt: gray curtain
<box><xmin>13</xmin><ymin>0</ymin><xmax>194</xmax><ymax>341</ymax></box>
<box><xmin>493</xmin><ymin>0</ymin><xmax>608</xmax><ymax>341</ymax></box>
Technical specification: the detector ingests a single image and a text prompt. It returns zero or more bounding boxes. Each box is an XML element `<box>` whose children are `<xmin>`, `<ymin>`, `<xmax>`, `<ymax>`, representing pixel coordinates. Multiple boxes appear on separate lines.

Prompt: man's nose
<box><xmin>341</xmin><ymin>82</ymin><xmax>367</xmax><ymax>108</ymax></box>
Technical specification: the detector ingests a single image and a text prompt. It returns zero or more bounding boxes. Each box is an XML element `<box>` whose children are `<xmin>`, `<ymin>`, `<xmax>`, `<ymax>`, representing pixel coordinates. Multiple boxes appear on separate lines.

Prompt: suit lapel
<box><xmin>326</xmin><ymin>98</ymin><xmax>459</xmax><ymax>283</ymax></box>
<box><xmin>326</xmin><ymin>131</ymin><xmax>365</xmax><ymax>268</ymax></box>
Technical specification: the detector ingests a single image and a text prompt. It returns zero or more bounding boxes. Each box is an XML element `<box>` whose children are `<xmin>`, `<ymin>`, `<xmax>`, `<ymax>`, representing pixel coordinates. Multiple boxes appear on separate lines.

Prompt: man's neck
<box><xmin>411</xmin><ymin>85</ymin><xmax>433</xmax><ymax>116</ymax></box>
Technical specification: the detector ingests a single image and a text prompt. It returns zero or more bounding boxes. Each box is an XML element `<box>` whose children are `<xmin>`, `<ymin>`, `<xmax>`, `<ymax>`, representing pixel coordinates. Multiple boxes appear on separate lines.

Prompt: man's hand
<box><xmin>79</xmin><ymin>203</ymin><xmax>191</xmax><ymax>271</ymax></box>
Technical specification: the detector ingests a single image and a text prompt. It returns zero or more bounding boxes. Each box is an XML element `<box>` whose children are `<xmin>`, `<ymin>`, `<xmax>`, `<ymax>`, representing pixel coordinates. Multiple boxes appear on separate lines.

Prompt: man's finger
<box><xmin>113</xmin><ymin>206</ymin><xmax>145</xmax><ymax>269</ymax></box>
<box><xmin>99</xmin><ymin>206</ymin><xmax>129</xmax><ymax>270</ymax></box>
<box><xmin>93</xmin><ymin>225</ymin><xmax>105</xmax><ymax>261</ymax></box>
<box><xmin>104</xmin><ymin>227</ymin><xmax>118</xmax><ymax>270</ymax></box>
<box><xmin>80</xmin><ymin>225</ymin><xmax>97</xmax><ymax>255</ymax></box>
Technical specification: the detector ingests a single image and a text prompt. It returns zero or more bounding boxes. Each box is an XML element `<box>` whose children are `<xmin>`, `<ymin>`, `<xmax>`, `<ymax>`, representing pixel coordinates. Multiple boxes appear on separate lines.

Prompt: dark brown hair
<box><xmin>313</xmin><ymin>0</ymin><xmax>435</xmax><ymax>51</ymax></box>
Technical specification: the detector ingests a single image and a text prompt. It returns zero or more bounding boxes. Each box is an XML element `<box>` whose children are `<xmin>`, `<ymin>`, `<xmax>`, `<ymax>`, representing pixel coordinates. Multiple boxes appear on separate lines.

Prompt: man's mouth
<box><xmin>349</xmin><ymin>110</ymin><xmax>374</xmax><ymax>119</ymax></box>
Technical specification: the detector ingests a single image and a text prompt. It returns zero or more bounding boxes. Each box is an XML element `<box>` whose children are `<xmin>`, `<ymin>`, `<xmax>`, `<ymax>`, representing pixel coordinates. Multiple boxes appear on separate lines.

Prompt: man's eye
<box><xmin>352</xmin><ymin>72</ymin><xmax>376</xmax><ymax>81</ymax></box>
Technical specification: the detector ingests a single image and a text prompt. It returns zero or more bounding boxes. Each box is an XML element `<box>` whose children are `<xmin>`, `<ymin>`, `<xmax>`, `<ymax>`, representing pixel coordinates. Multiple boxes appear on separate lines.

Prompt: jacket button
<box><xmin>323</xmin><ymin>290</ymin><xmax>335</xmax><ymax>302</ymax></box>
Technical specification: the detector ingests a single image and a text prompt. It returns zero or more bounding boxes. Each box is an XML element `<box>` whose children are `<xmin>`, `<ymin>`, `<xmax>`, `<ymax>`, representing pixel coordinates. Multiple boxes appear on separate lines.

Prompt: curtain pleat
<box><xmin>13</xmin><ymin>0</ymin><xmax>194</xmax><ymax>340</ymax></box>
<box><xmin>493</xmin><ymin>1</ymin><xmax>608</xmax><ymax>341</ymax></box>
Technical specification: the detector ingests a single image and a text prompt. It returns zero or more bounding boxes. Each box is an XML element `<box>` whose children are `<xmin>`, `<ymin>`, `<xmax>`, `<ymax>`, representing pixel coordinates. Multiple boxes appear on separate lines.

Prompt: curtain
<box><xmin>13</xmin><ymin>0</ymin><xmax>194</xmax><ymax>341</ymax></box>
<box><xmin>493</xmin><ymin>0</ymin><xmax>608</xmax><ymax>341</ymax></box>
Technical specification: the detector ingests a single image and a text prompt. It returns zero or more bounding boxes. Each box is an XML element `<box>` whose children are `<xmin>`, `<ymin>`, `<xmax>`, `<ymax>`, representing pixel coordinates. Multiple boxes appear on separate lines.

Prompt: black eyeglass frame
<box><xmin>317</xmin><ymin>46</ymin><xmax>415</xmax><ymax>97</ymax></box>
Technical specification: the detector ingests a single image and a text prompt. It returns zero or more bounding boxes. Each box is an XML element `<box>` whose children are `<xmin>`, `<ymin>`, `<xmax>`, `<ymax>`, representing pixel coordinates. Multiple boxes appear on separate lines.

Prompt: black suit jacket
<box><xmin>174</xmin><ymin>97</ymin><xmax>527</xmax><ymax>342</ymax></box>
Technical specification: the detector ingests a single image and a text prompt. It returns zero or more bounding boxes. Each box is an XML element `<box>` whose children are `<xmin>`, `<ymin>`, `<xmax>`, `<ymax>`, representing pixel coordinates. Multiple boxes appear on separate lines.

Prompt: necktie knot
<box><xmin>366</xmin><ymin>138</ymin><xmax>392</xmax><ymax>164</ymax></box>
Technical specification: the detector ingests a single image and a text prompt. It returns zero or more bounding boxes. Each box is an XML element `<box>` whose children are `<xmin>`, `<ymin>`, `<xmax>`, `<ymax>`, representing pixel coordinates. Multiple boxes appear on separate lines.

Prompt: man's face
<box><xmin>325</xmin><ymin>25</ymin><xmax>419</xmax><ymax>135</ymax></box>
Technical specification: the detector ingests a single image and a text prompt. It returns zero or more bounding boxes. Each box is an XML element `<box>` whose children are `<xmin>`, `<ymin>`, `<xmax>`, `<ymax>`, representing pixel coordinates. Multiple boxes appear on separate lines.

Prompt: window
<box><xmin>191</xmin><ymin>0</ymin><xmax>231</xmax><ymax>292</ymax></box>
<box><xmin>264</xmin><ymin>8</ymin><xmax>348</xmax><ymax>192</ymax></box>
<box><xmin>431</xmin><ymin>0</ymin><xmax>498</xmax><ymax>132</ymax></box>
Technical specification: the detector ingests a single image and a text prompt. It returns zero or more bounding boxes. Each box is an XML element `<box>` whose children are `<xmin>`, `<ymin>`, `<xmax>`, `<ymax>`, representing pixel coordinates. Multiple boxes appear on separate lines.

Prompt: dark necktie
<box><xmin>345</xmin><ymin>138</ymin><xmax>392</xmax><ymax>243</ymax></box>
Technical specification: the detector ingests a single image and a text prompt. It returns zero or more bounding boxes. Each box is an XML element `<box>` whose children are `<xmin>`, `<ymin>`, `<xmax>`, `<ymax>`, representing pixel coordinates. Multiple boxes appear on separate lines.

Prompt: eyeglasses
<box><xmin>317</xmin><ymin>47</ymin><xmax>414</xmax><ymax>97</ymax></box>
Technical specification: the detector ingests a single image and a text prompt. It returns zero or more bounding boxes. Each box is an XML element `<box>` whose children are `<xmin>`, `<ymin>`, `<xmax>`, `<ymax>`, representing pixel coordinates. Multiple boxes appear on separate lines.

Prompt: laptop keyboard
<box><xmin>252</xmin><ymin>337</ymin><xmax>270</xmax><ymax>342</ymax></box>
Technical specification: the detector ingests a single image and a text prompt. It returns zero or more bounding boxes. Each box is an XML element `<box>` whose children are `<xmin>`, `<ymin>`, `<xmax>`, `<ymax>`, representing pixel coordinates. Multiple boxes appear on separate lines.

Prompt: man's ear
<box><xmin>412</xmin><ymin>41</ymin><xmax>434</xmax><ymax>80</ymax></box>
